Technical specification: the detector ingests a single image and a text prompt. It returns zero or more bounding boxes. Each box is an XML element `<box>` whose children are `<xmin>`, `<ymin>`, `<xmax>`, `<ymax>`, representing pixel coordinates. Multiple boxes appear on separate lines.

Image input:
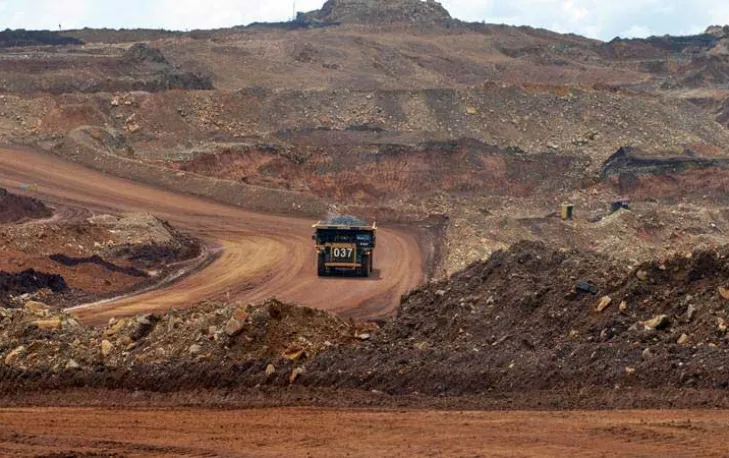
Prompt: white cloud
<box><xmin>1</xmin><ymin>0</ymin><xmax>94</xmax><ymax>30</ymax></box>
<box><xmin>561</xmin><ymin>0</ymin><xmax>589</xmax><ymax>24</ymax></box>
<box><xmin>146</xmin><ymin>0</ymin><xmax>324</xmax><ymax>30</ymax></box>
<box><xmin>622</xmin><ymin>25</ymin><xmax>652</xmax><ymax>38</ymax></box>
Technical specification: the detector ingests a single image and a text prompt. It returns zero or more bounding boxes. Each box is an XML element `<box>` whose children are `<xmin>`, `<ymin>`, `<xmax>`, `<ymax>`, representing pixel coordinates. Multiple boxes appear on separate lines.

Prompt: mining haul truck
<box><xmin>313</xmin><ymin>216</ymin><xmax>376</xmax><ymax>277</ymax></box>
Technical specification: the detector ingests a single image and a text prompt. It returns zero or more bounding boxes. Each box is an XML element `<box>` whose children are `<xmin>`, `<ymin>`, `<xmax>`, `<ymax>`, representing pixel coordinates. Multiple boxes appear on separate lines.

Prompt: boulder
<box><xmin>129</xmin><ymin>314</ymin><xmax>158</xmax><ymax>341</ymax></box>
<box><xmin>101</xmin><ymin>340</ymin><xmax>114</xmax><ymax>357</ymax></box>
<box><xmin>595</xmin><ymin>296</ymin><xmax>612</xmax><ymax>313</ymax></box>
<box><xmin>105</xmin><ymin>318</ymin><xmax>127</xmax><ymax>337</ymax></box>
<box><xmin>24</xmin><ymin>300</ymin><xmax>49</xmax><ymax>314</ymax></box>
<box><xmin>32</xmin><ymin>317</ymin><xmax>63</xmax><ymax>330</ymax></box>
<box><xmin>643</xmin><ymin>314</ymin><xmax>670</xmax><ymax>330</ymax></box>
<box><xmin>687</xmin><ymin>303</ymin><xmax>698</xmax><ymax>321</ymax></box>
<box><xmin>719</xmin><ymin>287</ymin><xmax>729</xmax><ymax>300</ymax></box>
<box><xmin>718</xmin><ymin>317</ymin><xmax>727</xmax><ymax>333</ymax></box>
<box><xmin>4</xmin><ymin>345</ymin><xmax>26</xmax><ymax>365</ymax></box>
<box><xmin>224</xmin><ymin>317</ymin><xmax>245</xmax><ymax>337</ymax></box>
<box><xmin>289</xmin><ymin>366</ymin><xmax>306</xmax><ymax>384</ymax></box>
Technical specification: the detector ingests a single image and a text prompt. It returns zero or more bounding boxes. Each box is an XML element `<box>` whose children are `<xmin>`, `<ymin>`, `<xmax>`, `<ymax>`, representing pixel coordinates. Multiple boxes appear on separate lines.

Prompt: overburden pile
<box><xmin>4</xmin><ymin>241</ymin><xmax>729</xmax><ymax>406</ymax></box>
<box><xmin>309</xmin><ymin>241</ymin><xmax>729</xmax><ymax>397</ymax></box>
<box><xmin>0</xmin><ymin>187</ymin><xmax>52</xmax><ymax>224</ymax></box>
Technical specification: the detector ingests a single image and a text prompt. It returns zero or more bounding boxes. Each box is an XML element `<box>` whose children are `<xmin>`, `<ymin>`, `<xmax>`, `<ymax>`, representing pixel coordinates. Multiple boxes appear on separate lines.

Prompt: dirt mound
<box><xmin>60</xmin><ymin>28</ymin><xmax>182</xmax><ymax>44</ymax></box>
<box><xmin>0</xmin><ymin>299</ymin><xmax>362</xmax><ymax>385</ymax></box>
<box><xmin>0</xmin><ymin>270</ymin><xmax>68</xmax><ymax>304</ymax></box>
<box><xmin>7</xmin><ymin>242</ymin><xmax>729</xmax><ymax>408</ymax></box>
<box><xmin>298</xmin><ymin>0</ymin><xmax>452</xmax><ymax>25</ymax></box>
<box><xmin>0</xmin><ymin>44</ymin><xmax>212</xmax><ymax>94</ymax></box>
<box><xmin>601</xmin><ymin>33</ymin><xmax>720</xmax><ymax>60</ymax></box>
<box><xmin>123</xmin><ymin>43</ymin><xmax>171</xmax><ymax>64</ymax></box>
<box><xmin>0</xmin><ymin>188</ymin><xmax>52</xmax><ymax>224</ymax></box>
<box><xmin>600</xmin><ymin>146</ymin><xmax>729</xmax><ymax>179</ymax></box>
<box><xmin>305</xmin><ymin>241</ymin><xmax>729</xmax><ymax>397</ymax></box>
<box><xmin>0</xmin><ymin>212</ymin><xmax>201</xmax><ymax>307</ymax></box>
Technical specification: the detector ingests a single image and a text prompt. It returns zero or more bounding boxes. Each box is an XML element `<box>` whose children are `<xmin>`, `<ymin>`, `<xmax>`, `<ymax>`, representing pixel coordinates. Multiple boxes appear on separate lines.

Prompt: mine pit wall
<box><xmin>600</xmin><ymin>146</ymin><xmax>729</xmax><ymax>203</ymax></box>
<box><xmin>175</xmin><ymin>140</ymin><xmax>590</xmax><ymax>205</ymax></box>
<box><xmin>4</xmin><ymin>83</ymin><xmax>729</xmax><ymax>162</ymax></box>
<box><xmin>52</xmin><ymin>126</ymin><xmax>329</xmax><ymax>217</ymax></box>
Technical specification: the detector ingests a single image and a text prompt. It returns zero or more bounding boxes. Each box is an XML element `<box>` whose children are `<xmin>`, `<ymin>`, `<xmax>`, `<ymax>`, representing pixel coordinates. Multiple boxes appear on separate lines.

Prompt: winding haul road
<box><xmin>0</xmin><ymin>148</ymin><xmax>426</xmax><ymax>323</ymax></box>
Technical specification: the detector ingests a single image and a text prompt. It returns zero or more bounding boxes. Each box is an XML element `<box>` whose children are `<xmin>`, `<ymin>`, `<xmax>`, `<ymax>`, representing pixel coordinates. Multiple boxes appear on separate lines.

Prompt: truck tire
<box><xmin>317</xmin><ymin>254</ymin><xmax>326</xmax><ymax>277</ymax></box>
<box><xmin>360</xmin><ymin>255</ymin><xmax>370</xmax><ymax>277</ymax></box>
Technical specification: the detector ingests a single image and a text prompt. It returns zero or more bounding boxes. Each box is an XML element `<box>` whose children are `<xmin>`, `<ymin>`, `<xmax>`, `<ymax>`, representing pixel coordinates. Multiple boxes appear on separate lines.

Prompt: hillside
<box><xmin>0</xmin><ymin>0</ymin><xmax>728</xmax><ymax>272</ymax></box>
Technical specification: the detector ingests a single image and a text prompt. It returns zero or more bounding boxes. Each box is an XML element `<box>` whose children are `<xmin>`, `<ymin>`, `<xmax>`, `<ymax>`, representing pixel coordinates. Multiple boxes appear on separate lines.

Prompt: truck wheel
<box><xmin>317</xmin><ymin>255</ymin><xmax>326</xmax><ymax>277</ymax></box>
<box><xmin>360</xmin><ymin>255</ymin><xmax>370</xmax><ymax>277</ymax></box>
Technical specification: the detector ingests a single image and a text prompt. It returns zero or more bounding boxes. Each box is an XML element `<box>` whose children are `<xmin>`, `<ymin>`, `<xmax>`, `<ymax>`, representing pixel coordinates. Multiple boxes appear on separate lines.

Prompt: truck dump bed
<box><xmin>313</xmin><ymin>216</ymin><xmax>376</xmax><ymax>277</ymax></box>
<box><xmin>312</xmin><ymin>215</ymin><xmax>377</xmax><ymax>231</ymax></box>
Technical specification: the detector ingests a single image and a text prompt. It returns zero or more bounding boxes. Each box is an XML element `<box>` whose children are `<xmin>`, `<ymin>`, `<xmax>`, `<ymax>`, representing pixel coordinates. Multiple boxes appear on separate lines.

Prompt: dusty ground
<box><xmin>0</xmin><ymin>407</ymin><xmax>727</xmax><ymax>457</ymax></box>
<box><xmin>0</xmin><ymin>147</ymin><xmax>426</xmax><ymax>323</ymax></box>
<box><xmin>0</xmin><ymin>212</ymin><xmax>202</xmax><ymax>307</ymax></box>
<box><xmin>3</xmin><ymin>8</ymin><xmax>729</xmax><ymax>455</ymax></box>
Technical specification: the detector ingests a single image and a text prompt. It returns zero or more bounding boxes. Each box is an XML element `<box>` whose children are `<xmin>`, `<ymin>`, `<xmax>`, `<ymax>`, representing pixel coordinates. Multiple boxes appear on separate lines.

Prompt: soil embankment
<box><xmin>0</xmin><ymin>187</ymin><xmax>51</xmax><ymax>224</ymax></box>
<box><xmin>5</xmin><ymin>241</ymin><xmax>729</xmax><ymax>410</ymax></box>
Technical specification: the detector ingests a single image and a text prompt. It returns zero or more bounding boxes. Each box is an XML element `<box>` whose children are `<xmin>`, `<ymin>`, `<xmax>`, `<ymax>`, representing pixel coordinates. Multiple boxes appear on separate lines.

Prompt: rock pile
<box><xmin>309</xmin><ymin>241</ymin><xmax>729</xmax><ymax>396</ymax></box>
<box><xmin>0</xmin><ymin>270</ymin><xmax>67</xmax><ymax>305</ymax></box>
<box><xmin>0</xmin><ymin>299</ymin><xmax>359</xmax><ymax>381</ymax></box>
<box><xmin>298</xmin><ymin>0</ymin><xmax>452</xmax><ymax>26</ymax></box>
<box><xmin>0</xmin><ymin>212</ymin><xmax>201</xmax><ymax>307</ymax></box>
<box><xmin>6</xmin><ymin>242</ymin><xmax>729</xmax><ymax>405</ymax></box>
<box><xmin>0</xmin><ymin>187</ymin><xmax>52</xmax><ymax>224</ymax></box>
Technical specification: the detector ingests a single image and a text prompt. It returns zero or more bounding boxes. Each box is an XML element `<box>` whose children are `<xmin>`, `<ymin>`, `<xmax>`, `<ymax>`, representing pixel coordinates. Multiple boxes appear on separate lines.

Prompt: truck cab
<box><xmin>313</xmin><ymin>216</ymin><xmax>376</xmax><ymax>277</ymax></box>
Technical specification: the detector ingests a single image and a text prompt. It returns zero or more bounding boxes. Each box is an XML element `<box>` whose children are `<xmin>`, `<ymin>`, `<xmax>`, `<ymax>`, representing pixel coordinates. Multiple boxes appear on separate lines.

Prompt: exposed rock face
<box><xmin>705</xmin><ymin>25</ymin><xmax>729</xmax><ymax>38</ymax></box>
<box><xmin>298</xmin><ymin>0</ymin><xmax>452</xmax><ymax>25</ymax></box>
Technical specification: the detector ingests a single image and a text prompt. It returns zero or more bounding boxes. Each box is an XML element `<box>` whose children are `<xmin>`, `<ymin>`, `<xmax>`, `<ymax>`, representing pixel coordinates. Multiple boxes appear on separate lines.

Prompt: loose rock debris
<box><xmin>5</xmin><ymin>241</ymin><xmax>729</xmax><ymax>407</ymax></box>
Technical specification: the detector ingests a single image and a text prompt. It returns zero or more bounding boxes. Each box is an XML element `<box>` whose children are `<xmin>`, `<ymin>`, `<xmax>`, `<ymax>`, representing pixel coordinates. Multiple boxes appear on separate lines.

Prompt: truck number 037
<box><xmin>332</xmin><ymin>247</ymin><xmax>354</xmax><ymax>258</ymax></box>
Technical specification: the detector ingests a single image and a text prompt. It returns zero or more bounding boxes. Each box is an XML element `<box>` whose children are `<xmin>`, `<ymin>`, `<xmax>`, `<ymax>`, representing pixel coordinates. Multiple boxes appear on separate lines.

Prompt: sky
<box><xmin>0</xmin><ymin>0</ymin><xmax>728</xmax><ymax>41</ymax></box>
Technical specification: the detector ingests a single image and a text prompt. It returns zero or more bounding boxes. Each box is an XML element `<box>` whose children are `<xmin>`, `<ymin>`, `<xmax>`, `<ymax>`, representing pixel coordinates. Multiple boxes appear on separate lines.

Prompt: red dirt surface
<box><xmin>0</xmin><ymin>147</ymin><xmax>426</xmax><ymax>323</ymax></box>
<box><xmin>0</xmin><ymin>407</ymin><xmax>726</xmax><ymax>457</ymax></box>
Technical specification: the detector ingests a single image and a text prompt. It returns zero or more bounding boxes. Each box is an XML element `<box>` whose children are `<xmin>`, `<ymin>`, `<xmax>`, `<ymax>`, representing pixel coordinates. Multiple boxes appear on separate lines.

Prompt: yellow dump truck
<box><xmin>313</xmin><ymin>216</ymin><xmax>376</xmax><ymax>277</ymax></box>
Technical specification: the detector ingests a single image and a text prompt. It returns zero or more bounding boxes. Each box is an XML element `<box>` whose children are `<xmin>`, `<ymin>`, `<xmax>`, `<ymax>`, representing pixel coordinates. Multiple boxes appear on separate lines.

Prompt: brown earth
<box><xmin>1</xmin><ymin>13</ymin><xmax>728</xmax><ymax>278</ymax></box>
<box><xmin>1</xmin><ymin>407</ymin><xmax>728</xmax><ymax>457</ymax></box>
<box><xmin>0</xmin><ymin>147</ymin><xmax>427</xmax><ymax>323</ymax></box>
<box><xmin>0</xmin><ymin>187</ymin><xmax>51</xmax><ymax>224</ymax></box>
<box><xmin>304</xmin><ymin>241</ymin><xmax>729</xmax><ymax>397</ymax></box>
<box><xmin>5</xmin><ymin>240</ymin><xmax>729</xmax><ymax>410</ymax></box>
<box><xmin>0</xmin><ymin>210</ymin><xmax>202</xmax><ymax>308</ymax></box>
<box><xmin>4</xmin><ymin>4</ymin><xmax>729</xmax><ymax>446</ymax></box>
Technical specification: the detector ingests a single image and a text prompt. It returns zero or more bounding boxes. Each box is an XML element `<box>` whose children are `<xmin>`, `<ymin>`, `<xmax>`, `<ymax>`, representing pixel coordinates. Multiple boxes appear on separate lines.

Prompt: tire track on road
<box><xmin>0</xmin><ymin>148</ymin><xmax>426</xmax><ymax>323</ymax></box>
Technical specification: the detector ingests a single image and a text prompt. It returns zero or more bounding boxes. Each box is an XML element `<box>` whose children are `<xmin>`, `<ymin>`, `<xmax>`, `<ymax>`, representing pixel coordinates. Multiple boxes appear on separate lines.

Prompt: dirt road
<box><xmin>0</xmin><ymin>407</ymin><xmax>725</xmax><ymax>457</ymax></box>
<box><xmin>0</xmin><ymin>148</ymin><xmax>425</xmax><ymax>323</ymax></box>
